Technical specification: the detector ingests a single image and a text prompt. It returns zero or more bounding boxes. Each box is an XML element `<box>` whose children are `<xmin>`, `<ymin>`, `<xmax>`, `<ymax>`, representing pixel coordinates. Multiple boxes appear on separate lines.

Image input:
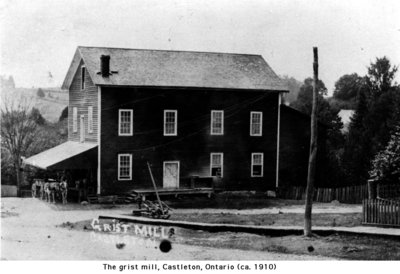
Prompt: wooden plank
<box><xmin>372</xmin><ymin>199</ymin><xmax>375</xmax><ymax>224</ymax></box>
<box><xmin>362</xmin><ymin>199</ymin><xmax>365</xmax><ymax>223</ymax></box>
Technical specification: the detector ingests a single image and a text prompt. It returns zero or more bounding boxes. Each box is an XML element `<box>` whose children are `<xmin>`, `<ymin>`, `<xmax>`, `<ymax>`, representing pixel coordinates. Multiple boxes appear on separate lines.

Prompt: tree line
<box><xmin>1</xmin><ymin>99</ymin><xmax>68</xmax><ymax>195</ymax></box>
<box><xmin>288</xmin><ymin>56</ymin><xmax>399</xmax><ymax>189</ymax></box>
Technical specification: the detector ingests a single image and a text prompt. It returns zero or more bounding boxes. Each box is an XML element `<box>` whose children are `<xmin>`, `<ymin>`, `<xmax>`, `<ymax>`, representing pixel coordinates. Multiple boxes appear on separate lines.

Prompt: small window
<box><xmin>119</xmin><ymin>109</ymin><xmax>133</xmax><ymax>136</ymax></box>
<box><xmin>88</xmin><ymin>106</ymin><xmax>93</xmax><ymax>133</ymax></box>
<box><xmin>164</xmin><ymin>110</ymin><xmax>177</xmax><ymax>136</ymax></box>
<box><xmin>72</xmin><ymin>107</ymin><xmax>78</xmax><ymax>133</ymax></box>
<box><xmin>250</xmin><ymin>111</ymin><xmax>263</xmax><ymax>136</ymax></box>
<box><xmin>211</xmin><ymin>110</ymin><xmax>224</xmax><ymax>135</ymax></box>
<box><xmin>210</xmin><ymin>153</ymin><xmax>223</xmax><ymax>177</ymax></box>
<box><xmin>81</xmin><ymin>66</ymin><xmax>86</xmax><ymax>90</ymax></box>
<box><xmin>118</xmin><ymin>153</ymin><xmax>132</xmax><ymax>180</ymax></box>
<box><xmin>251</xmin><ymin>153</ymin><xmax>264</xmax><ymax>177</ymax></box>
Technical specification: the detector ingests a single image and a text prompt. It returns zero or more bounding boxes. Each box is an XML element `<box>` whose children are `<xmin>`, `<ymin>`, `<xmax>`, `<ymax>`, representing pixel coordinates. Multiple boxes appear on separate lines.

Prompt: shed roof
<box><xmin>62</xmin><ymin>46</ymin><xmax>288</xmax><ymax>91</ymax></box>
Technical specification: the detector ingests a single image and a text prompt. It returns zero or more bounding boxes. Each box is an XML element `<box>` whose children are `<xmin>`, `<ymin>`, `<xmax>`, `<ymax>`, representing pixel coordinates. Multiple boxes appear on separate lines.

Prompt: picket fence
<box><xmin>362</xmin><ymin>199</ymin><xmax>400</xmax><ymax>227</ymax></box>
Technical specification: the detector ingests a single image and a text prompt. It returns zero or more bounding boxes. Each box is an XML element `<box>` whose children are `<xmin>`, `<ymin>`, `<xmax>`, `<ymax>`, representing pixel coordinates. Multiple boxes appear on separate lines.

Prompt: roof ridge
<box><xmin>77</xmin><ymin>45</ymin><xmax>262</xmax><ymax>57</ymax></box>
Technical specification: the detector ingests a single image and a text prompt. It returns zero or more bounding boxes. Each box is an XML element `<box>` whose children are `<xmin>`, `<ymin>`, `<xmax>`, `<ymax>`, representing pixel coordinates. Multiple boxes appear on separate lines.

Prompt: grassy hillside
<box><xmin>1</xmin><ymin>87</ymin><xmax>68</xmax><ymax>122</ymax></box>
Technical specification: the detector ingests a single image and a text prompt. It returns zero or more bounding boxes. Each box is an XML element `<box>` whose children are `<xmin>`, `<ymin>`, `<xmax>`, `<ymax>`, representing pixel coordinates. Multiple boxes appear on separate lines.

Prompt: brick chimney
<box><xmin>100</xmin><ymin>55</ymin><xmax>110</xmax><ymax>77</ymax></box>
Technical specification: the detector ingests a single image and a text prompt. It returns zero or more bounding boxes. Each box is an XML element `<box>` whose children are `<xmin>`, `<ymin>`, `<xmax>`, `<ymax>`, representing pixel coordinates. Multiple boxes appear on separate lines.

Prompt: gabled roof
<box><xmin>62</xmin><ymin>46</ymin><xmax>288</xmax><ymax>91</ymax></box>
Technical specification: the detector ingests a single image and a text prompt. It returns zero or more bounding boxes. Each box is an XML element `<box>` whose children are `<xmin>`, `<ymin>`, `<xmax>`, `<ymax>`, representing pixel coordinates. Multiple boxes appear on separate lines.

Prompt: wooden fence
<box><xmin>278</xmin><ymin>184</ymin><xmax>400</xmax><ymax>204</ymax></box>
<box><xmin>362</xmin><ymin>199</ymin><xmax>400</xmax><ymax>227</ymax></box>
<box><xmin>278</xmin><ymin>184</ymin><xmax>370</xmax><ymax>203</ymax></box>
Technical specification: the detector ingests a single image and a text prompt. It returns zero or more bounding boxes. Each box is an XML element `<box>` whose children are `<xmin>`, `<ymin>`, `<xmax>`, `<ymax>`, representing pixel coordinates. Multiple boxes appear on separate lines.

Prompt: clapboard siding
<box><xmin>68</xmin><ymin>59</ymin><xmax>98</xmax><ymax>143</ymax></box>
<box><xmin>100</xmin><ymin>87</ymin><xmax>279</xmax><ymax>193</ymax></box>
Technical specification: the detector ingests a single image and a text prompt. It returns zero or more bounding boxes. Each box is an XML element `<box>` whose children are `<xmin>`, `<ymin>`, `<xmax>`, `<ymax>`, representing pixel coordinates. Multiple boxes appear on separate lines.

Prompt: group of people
<box><xmin>31</xmin><ymin>179</ymin><xmax>68</xmax><ymax>204</ymax></box>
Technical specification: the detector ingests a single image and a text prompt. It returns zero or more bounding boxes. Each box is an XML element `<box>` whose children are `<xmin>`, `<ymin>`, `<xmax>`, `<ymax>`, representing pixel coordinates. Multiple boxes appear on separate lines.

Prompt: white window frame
<box><xmin>164</xmin><ymin>110</ymin><xmax>178</xmax><ymax>136</ymax></box>
<box><xmin>80</xmin><ymin>115</ymin><xmax>85</xmax><ymax>142</ymax></box>
<box><xmin>88</xmin><ymin>106</ymin><xmax>93</xmax><ymax>133</ymax></box>
<box><xmin>210</xmin><ymin>153</ymin><xmax>224</xmax><ymax>178</ymax></box>
<box><xmin>72</xmin><ymin>107</ymin><xmax>78</xmax><ymax>133</ymax></box>
<box><xmin>250</xmin><ymin>111</ymin><xmax>263</xmax><ymax>136</ymax></box>
<box><xmin>81</xmin><ymin>66</ymin><xmax>86</xmax><ymax>90</ymax></box>
<box><xmin>211</xmin><ymin>110</ymin><xmax>224</xmax><ymax>135</ymax></box>
<box><xmin>118</xmin><ymin>153</ymin><xmax>132</xmax><ymax>181</ymax></box>
<box><xmin>251</xmin><ymin>153</ymin><xmax>264</xmax><ymax>177</ymax></box>
<box><xmin>118</xmin><ymin>109</ymin><xmax>133</xmax><ymax>136</ymax></box>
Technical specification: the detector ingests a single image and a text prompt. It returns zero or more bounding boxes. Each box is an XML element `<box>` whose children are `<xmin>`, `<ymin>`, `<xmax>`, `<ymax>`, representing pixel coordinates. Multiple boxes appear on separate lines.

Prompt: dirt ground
<box><xmin>63</xmin><ymin>217</ymin><xmax>400</xmax><ymax>260</ymax></box>
<box><xmin>170</xmin><ymin>212</ymin><xmax>362</xmax><ymax>227</ymax></box>
<box><xmin>1</xmin><ymin>198</ymin><xmax>334</xmax><ymax>260</ymax></box>
<box><xmin>2</xmin><ymin>197</ymin><xmax>399</xmax><ymax>260</ymax></box>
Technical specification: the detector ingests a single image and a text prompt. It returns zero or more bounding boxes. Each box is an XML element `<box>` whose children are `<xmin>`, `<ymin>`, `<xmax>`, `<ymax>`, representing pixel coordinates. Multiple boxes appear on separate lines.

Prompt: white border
<box><xmin>118</xmin><ymin>153</ymin><xmax>132</xmax><ymax>181</ymax></box>
<box><xmin>210</xmin><ymin>152</ymin><xmax>224</xmax><ymax>178</ymax></box>
<box><xmin>211</xmin><ymin>110</ymin><xmax>224</xmax><ymax>135</ymax></box>
<box><xmin>118</xmin><ymin>109</ymin><xmax>133</xmax><ymax>136</ymax></box>
<box><xmin>163</xmin><ymin>109</ymin><xmax>178</xmax><ymax>136</ymax></box>
<box><xmin>250</xmin><ymin>111</ymin><xmax>263</xmax><ymax>136</ymax></box>
<box><xmin>251</xmin><ymin>152</ymin><xmax>264</xmax><ymax>177</ymax></box>
<box><xmin>163</xmin><ymin>161</ymin><xmax>180</xmax><ymax>188</ymax></box>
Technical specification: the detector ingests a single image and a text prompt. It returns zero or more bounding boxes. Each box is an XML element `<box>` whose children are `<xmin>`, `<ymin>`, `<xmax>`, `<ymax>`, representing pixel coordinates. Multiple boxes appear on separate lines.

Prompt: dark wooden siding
<box><xmin>100</xmin><ymin>87</ymin><xmax>279</xmax><ymax>193</ymax></box>
<box><xmin>68</xmin><ymin>59</ymin><xmax>98</xmax><ymax>143</ymax></box>
<box><xmin>279</xmin><ymin>105</ymin><xmax>327</xmax><ymax>188</ymax></box>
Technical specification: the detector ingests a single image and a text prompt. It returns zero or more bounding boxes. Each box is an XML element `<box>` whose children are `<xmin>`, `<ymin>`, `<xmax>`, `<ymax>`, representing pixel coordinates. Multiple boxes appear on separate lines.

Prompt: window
<box><xmin>251</xmin><ymin>153</ymin><xmax>264</xmax><ymax>177</ymax></box>
<box><xmin>118</xmin><ymin>154</ymin><xmax>132</xmax><ymax>180</ymax></box>
<box><xmin>72</xmin><ymin>107</ymin><xmax>78</xmax><ymax>133</ymax></box>
<box><xmin>164</xmin><ymin>110</ymin><xmax>177</xmax><ymax>136</ymax></box>
<box><xmin>210</xmin><ymin>153</ymin><xmax>223</xmax><ymax>177</ymax></box>
<box><xmin>81</xmin><ymin>66</ymin><xmax>86</xmax><ymax>90</ymax></box>
<box><xmin>118</xmin><ymin>109</ymin><xmax>133</xmax><ymax>136</ymax></box>
<box><xmin>88</xmin><ymin>106</ymin><xmax>93</xmax><ymax>133</ymax></box>
<box><xmin>250</xmin><ymin>111</ymin><xmax>263</xmax><ymax>136</ymax></box>
<box><xmin>211</xmin><ymin>110</ymin><xmax>224</xmax><ymax>135</ymax></box>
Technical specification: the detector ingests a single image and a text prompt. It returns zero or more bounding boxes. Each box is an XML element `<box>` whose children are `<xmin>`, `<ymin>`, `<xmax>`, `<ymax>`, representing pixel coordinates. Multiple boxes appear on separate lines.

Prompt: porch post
<box><xmin>275</xmin><ymin>92</ymin><xmax>282</xmax><ymax>189</ymax></box>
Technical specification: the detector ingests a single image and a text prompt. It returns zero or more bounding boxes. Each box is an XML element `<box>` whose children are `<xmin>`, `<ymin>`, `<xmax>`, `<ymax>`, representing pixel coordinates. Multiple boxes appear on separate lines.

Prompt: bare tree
<box><xmin>1</xmin><ymin>97</ymin><xmax>38</xmax><ymax>196</ymax></box>
<box><xmin>304</xmin><ymin>47</ymin><xmax>319</xmax><ymax>236</ymax></box>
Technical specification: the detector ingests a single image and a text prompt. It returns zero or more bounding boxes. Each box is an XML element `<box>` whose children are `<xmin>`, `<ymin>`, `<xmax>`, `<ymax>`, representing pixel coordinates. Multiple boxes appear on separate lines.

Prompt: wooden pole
<box><xmin>304</xmin><ymin>47</ymin><xmax>319</xmax><ymax>236</ymax></box>
<box><xmin>147</xmin><ymin>161</ymin><xmax>164</xmax><ymax>213</ymax></box>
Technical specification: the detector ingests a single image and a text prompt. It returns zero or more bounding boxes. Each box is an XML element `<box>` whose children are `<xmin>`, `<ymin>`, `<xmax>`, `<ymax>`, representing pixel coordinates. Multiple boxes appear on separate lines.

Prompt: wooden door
<box><xmin>163</xmin><ymin>161</ymin><xmax>179</xmax><ymax>188</ymax></box>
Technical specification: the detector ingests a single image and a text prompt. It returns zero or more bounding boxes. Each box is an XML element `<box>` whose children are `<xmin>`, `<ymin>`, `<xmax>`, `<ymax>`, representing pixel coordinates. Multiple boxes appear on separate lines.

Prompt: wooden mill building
<box><xmin>24</xmin><ymin>46</ymin><xmax>321</xmax><ymax>197</ymax></box>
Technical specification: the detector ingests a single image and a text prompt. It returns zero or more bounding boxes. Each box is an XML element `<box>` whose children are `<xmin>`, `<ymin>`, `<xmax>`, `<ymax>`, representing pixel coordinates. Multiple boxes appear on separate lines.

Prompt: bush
<box><xmin>37</xmin><ymin>88</ymin><xmax>45</xmax><ymax>98</ymax></box>
<box><xmin>369</xmin><ymin>125</ymin><xmax>400</xmax><ymax>184</ymax></box>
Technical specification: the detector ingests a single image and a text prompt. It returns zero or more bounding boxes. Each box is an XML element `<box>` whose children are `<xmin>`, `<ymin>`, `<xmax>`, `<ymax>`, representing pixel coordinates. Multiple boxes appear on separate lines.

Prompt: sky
<box><xmin>0</xmin><ymin>0</ymin><xmax>399</xmax><ymax>95</ymax></box>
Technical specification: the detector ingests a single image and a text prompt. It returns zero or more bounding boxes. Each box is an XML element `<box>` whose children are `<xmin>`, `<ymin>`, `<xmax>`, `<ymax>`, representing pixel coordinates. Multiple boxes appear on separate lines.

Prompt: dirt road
<box><xmin>1</xmin><ymin>198</ymin><xmax>332</xmax><ymax>260</ymax></box>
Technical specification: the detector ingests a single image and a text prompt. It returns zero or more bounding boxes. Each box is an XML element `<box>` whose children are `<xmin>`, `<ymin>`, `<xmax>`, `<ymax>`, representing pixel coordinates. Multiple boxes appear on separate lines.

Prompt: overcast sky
<box><xmin>0</xmin><ymin>0</ymin><xmax>399</xmax><ymax>95</ymax></box>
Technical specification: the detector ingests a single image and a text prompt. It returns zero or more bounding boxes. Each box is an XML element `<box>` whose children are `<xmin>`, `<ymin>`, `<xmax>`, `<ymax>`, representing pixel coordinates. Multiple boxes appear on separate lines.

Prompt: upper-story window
<box><xmin>164</xmin><ymin>110</ymin><xmax>177</xmax><ymax>136</ymax></box>
<box><xmin>118</xmin><ymin>109</ymin><xmax>133</xmax><ymax>136</ymax></box>
<box><xmin>211</xmin><ymin>110</ymin><xmax>224</xmax><ymax>135</ymax></box>
<box><xmin>88</xmin><ymin>106</ymin><xmax>93</xmax><ymax>133</ymax></box>
<box><xmin>250</xmin><ymin>111</ymin><xmax>263</xmax><ymax>136</ymax></box>
<box><xmin>210</xmin><ymin>153</ymin><xmax>223</xmax><ymax>177</ymax></box>
<box><xmin>118</xmin><ymin>153</ymin><xmax>132</xmax><ymax>181</ymax></box>
<box><xmin>251</xmin><ymin>153</ymin><xmax>264</xmax><ymax>177</ymax></box>
<box><xmin>72</xmin><ymin>107</ymin><xmax>78</xmax><ymax>133</ymax></box>
<box><xmin>81</xmin><ymin>66</ymin><xmax>86</xmax><ymax>90</ymax></box>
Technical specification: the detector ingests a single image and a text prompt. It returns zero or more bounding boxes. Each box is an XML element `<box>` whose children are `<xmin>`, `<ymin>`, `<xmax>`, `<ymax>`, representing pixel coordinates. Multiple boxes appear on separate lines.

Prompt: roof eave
<box><xmin>97</xmin><ymin>84</ymin><xmax>289</xmax><ymax>93</ymax></box>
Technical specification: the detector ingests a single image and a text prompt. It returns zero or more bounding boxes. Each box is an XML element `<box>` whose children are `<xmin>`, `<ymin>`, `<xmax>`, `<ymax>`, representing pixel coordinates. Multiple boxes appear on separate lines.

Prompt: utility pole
<box><xmin>304</xmin><ymin>47</ymin><xmax>319</xmax><ymax>236</ymax></box>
